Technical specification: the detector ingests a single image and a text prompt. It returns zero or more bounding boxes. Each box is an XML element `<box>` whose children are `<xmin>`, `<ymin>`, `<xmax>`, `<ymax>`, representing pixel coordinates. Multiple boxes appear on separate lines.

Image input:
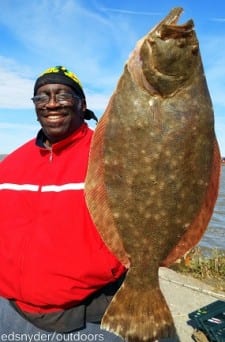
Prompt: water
<box><xmin>198</xmin><ymin>165</ymin><xmax>225</xmax><ymax>251</ymax></box>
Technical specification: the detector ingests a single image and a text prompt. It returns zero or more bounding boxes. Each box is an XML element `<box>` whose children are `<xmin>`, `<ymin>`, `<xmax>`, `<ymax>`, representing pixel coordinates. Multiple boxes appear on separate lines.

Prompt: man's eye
<box><xmin>36</xmin><ymin>95</ymin><xmax>49</xmax><ymax>102</ymax></box>
<box><xmin>31</xmin><ymin>95</ymin><xmax>49</xmax><ymax>105</ymax></box>
<box><xmin>57</xmin><ymin>93</ymin><xmax>72</xmax><ymax>101</ymax></box>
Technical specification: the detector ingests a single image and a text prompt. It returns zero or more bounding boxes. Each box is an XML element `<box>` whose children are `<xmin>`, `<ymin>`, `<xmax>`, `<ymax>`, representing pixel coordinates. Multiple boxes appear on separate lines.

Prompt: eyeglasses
<box><xmin>31</xmin><ymin>92</ymin><xmax>81</xmax><ymax>107</ymax></box>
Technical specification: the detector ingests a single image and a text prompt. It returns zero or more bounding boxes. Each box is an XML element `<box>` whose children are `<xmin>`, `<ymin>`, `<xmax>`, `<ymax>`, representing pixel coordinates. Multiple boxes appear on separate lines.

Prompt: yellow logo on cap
<box><xmin>39</xmin><ymin>66</ymin><xmax>83</xmax><ymax>89</ymax></box>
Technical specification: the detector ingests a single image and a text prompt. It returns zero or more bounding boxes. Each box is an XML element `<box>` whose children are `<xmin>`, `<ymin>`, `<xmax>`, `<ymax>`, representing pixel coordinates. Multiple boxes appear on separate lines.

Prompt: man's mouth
<box><xmin>46</xmin><ymin>114</ymin><xmax>65</xmax><ymax>122</ymax></box>
<box><xmin>41</xmin><ymin>112</ymin><xmax>68</xmax><ymax>124</ymax></box>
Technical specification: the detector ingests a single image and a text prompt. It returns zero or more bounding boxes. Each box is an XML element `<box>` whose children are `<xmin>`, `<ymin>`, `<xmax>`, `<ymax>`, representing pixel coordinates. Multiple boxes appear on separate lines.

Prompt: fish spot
<box><xmin>113</xmin><ymin>212</ymin><xmax>120</xmax><ymax>219</ymax></box>
<box><xmin>149</xmin><ymin>98</ymin><xmax>155</xmax><ymax>106</ymax></box>
<box><xmin>198</xmin><ymin>179</ymin><xmax>208</xmax><ymax>186</ymax></box>
<box><xmin>171</xmin><ymin>159</ymin><xmax>179</xmax><ymax>168</ymax></box>
<box><xmin>169</xmin><ymin>174</ymin><xmax>176</xmax><ymax>181</ymax></box>
<box><xmin>145</xmin><ymin>212</ymin><xmax>152</xmax><ymax>219</ymax></box>
<box><xmin>145</xmin><ymin>199</ymin><xmax>154</xmax><ymax>206</ymax></box>
<box><xmin>180</xmin><ymin>192</ymin><xmax>186</xmax><ymax>199</ymax></box>
<box><xmin>112</xmin><ymin>159</ymin><xmax>119</xmax><ymax>166</ymax></box>
<box><xmin>149</xmin><ymin>175</ymin><xmax>157</xmax><ymax>182</ymax></box>
<box><xmin>158</xmin><ymin>181</ymin><xmax>166</xmax><ymax>190</ymax></box>
<box><xmin>160</xmin><ymin>210</ymin><xmax>167</xmax><ymax>217</ymax></box>
<box><xmin>175</xmin><ymin>218</ymin><xmax>182</xmax><ymax>225</ymax></box>
<box><xmin>183</xmin><ymin>222</ymin><xmax>190</xmax><ymax>229</ymax></box>
<box><xmin>164</xmin><ymin>150</ymin><xmax>172</xmax><ymax>157</ymax></box>
<box><xmin>156</xmin><ymin>144</ymin><xmax>163</xmax><ymax>152</ymax></box>
<box><xmin>137</xmin><ymin>121</ymin><xmax>144</xmax><ymax>128</ymax></box>
<box><xmin>152</xmin><ymin>153</ymin><xmax>160</xmax><ymax>161</ymax></box>
<box><xmin>153</xmin><ymin>213</ymin><xmax>161</xmax><ymax>221</ymax></box>
<box><xmin>150</xmin><ymin>189</ymin><xmax>157</xmax><ymax>196</ymax></box>
<box><xmin>178</xmin><ymin>154</ymin><xmax>184</xmax><ymax>161</ymax></box>
<box><xmin>150</xmin><ymin>131</ymin><xmax>156</xmax><ymax>138</ymax></box>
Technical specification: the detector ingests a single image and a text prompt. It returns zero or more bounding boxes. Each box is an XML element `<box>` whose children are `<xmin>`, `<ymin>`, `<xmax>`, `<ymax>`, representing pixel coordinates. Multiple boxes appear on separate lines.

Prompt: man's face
<box><xmin>34</xmin><ymin>83</ymin><xmax>85</xmax><ymax>144</ymax></box>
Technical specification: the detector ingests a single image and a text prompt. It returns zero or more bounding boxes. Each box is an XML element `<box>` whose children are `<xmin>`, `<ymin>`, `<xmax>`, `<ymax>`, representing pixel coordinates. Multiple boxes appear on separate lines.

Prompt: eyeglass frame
<box><xmin>31</xmin><ymin>92</ymin><xmax>81</xmax><ymax>107</ymax></box>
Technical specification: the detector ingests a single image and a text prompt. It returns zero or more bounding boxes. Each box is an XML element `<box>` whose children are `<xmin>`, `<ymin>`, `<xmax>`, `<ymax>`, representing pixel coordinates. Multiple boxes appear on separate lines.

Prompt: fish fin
<box><xmin>162</xmin><ymin>139</ymin><xmax>221</xmax><ymax>266</ymax></box>
<box><xmin>85</xmin><ymin>101</ymin><xmax>130</xmax><ymax>268</ymax></box>
<box><xmin>101</xmin><ymin>278</ymin><xmax>176</xmax><ymax>342</ymax></box>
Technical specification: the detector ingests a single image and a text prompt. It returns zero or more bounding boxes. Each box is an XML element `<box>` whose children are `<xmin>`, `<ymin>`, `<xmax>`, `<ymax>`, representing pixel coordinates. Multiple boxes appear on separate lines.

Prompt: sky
<box><xmin>0</xmin><ymin>0</ymin><xmax>224</xmax><ymax>155</ymax></box>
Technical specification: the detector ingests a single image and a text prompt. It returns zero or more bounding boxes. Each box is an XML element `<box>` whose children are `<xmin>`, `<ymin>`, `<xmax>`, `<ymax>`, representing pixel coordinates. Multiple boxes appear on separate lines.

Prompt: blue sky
<box><xmin>0</xmin><ymin>0</ymin><xmax>224</xmax><ymax>155</ymax></box>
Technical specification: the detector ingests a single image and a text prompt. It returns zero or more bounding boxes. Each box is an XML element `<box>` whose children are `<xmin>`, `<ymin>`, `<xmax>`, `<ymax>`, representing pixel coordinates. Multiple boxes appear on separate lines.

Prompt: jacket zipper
<box><xmin>49</xmin><ymin>148</ymin><xmax>53</xmax><ymax>162</ymax></box>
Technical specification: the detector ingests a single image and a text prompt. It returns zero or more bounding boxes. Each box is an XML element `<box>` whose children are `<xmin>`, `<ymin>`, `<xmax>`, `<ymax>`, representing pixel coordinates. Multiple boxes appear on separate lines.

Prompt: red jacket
<box><xmin>0</xmin><ymin>123</ymin><xmax>125</xmax><ymax>313</ymax></box>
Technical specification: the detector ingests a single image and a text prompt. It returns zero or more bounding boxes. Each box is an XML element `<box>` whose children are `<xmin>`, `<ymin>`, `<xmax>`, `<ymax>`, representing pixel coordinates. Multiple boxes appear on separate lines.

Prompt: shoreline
<box><xmin>169</xmin><ymin>246</ymin><xmax>225</xmax><ymax>294</ymax></box>
<box><xmin>158</xmin><ymin>267</ymin><xmax>225</xmax><ymax>341</ymax></box>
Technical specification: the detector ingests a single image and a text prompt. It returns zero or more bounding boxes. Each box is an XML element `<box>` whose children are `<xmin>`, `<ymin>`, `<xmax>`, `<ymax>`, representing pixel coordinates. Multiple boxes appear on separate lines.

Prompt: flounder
<box><xmin>85</xmin><ymin>7</ymin><xmax>221</xmax><ymax>342</ymax></box>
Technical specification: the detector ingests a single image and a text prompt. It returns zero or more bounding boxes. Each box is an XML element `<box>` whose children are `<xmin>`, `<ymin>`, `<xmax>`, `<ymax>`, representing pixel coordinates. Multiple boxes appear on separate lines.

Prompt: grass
<box><xmin>169</xmin><ymin>247</ymin><xmax>225</xmax><ymax>292</ymax></box>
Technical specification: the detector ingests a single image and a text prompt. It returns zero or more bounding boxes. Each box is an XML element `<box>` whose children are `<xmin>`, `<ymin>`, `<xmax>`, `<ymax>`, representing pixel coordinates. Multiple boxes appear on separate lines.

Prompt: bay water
<box><xmin>199</xmin><ymin>165</ymin><xmax>225</xmax><ymax>252</ymax></box>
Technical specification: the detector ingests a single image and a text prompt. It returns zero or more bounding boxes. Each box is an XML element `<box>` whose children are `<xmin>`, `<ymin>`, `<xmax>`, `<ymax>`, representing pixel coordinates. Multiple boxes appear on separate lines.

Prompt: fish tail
<box><xmin>101</xmin><ymin>280</ymin><xmax>176</xmax><ymax>342</ymax></box>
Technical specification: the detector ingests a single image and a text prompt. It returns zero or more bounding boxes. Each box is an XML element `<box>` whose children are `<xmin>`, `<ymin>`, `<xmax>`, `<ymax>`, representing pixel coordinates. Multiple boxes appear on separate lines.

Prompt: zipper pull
<box><xmin>49</xmin><ymin>149</ymin><xmax>53</xmax><ymax>162</ymax></box>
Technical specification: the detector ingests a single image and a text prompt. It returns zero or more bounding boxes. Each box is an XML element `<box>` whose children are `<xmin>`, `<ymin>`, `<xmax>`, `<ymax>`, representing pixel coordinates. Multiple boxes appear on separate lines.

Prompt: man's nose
<box><xmin>46</xmin><ymin>95</ymin><xmax>59</xmax><ymax>106</ymax></box>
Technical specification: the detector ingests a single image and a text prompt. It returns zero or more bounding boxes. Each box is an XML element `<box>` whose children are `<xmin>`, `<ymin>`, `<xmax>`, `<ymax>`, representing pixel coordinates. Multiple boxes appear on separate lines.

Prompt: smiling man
<box><xmin>32</xmin><ymin>66</ymin><xmax>97</xmax><ymax>145</ymax></box>
<box><xmin>0</xmin><ymin>66</ymin><xmax>126</xmax><ymax>341</ymax></box>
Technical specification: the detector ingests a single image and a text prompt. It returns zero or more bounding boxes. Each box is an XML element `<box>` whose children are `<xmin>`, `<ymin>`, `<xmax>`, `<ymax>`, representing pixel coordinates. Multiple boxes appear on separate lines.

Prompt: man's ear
<box><xmin>77</xmin><ymin>99</ymin><xmax>86</xmax><ymax>120</ymax></box>
<box><xmin>81</xmin><ymin>98</ymin><xmax>87</xmax><ymax>112</ymax></box>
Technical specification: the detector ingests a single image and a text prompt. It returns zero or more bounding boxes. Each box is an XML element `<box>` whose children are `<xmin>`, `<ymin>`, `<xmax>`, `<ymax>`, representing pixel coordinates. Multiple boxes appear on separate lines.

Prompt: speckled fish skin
<box><xmin>85</xmin><ymin>7</ymin><xmax>220</xmax><ymax>342</ymax></box>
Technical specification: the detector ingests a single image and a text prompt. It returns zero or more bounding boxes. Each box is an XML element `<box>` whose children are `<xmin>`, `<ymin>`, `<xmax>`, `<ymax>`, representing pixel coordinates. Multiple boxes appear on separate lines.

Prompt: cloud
<box><xmin>0</xmin><ymin>56</ymin><xmax>34</xmax><ymax>108</ymax></box>
<box><xmin>85</xmin><ymin>92</ymin><xmax>110</xmax><ymax>114</ymax></box>
<box><xmin>0</xmin><ymin>1</ymin><xmax>133</xmax><ymax>84</ymax></box>
<box><xmin>0</xmin><ymin>1</ymin><xmax>143</xmax><ymax>112</ymax></box>
<box><xmin>210</xmin><ymin>18</ymin><xmax>225</xmax><ymax>22</ymax></box>
<box><xmin>100</xmin><ymin>8</ymin><xmax>162</xmax><ymax>16</ymax></box>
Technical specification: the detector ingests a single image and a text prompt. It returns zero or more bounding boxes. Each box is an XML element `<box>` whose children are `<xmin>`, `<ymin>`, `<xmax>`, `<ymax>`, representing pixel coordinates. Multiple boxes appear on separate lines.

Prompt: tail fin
<box><xmin>101</xmin><ymin>279</ymin><xmax>176</xmax><ymax>342</ymax></box>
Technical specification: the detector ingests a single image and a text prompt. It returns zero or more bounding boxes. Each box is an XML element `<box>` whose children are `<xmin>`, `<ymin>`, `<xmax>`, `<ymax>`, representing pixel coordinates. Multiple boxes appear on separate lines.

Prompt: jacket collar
<box><xmin>36</xmin><ymin>123</ymin><xmax>88</xmax><ymax>151</ymax></box>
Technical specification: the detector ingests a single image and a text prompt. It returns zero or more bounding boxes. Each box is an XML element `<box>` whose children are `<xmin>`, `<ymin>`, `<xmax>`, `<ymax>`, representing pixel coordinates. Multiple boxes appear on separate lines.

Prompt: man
<box><xmin>0</xmin><ymin>66</ymin><xmax>126</xmax><ymax>341</ymax></box>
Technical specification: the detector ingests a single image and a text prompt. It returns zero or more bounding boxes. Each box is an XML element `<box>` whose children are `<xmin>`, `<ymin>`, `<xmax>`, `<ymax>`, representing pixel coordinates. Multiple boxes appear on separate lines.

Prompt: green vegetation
<box><xmin>170</xmin><ymin>247</ymin><xmax>225</xmax><ymax>292</ymax></box>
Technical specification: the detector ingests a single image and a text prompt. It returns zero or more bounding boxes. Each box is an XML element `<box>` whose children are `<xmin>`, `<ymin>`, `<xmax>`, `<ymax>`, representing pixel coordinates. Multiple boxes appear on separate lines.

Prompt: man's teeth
<box><xmin>48</xmin><ymin>115</ymin><xmax>62</xmax><ymax>121</ymax></box>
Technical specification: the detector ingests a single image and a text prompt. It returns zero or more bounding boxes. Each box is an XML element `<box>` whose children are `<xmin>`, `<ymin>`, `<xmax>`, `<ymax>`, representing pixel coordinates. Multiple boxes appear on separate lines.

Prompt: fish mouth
<box><xmin>155</xmin><ymin>7</ymin><xmax>194</xmax><ymax>39</ymax></box>
<box><xmin>161</xmin><ymin>7</ymin><xmax>184</xmax><ymax>25</ymax></box>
